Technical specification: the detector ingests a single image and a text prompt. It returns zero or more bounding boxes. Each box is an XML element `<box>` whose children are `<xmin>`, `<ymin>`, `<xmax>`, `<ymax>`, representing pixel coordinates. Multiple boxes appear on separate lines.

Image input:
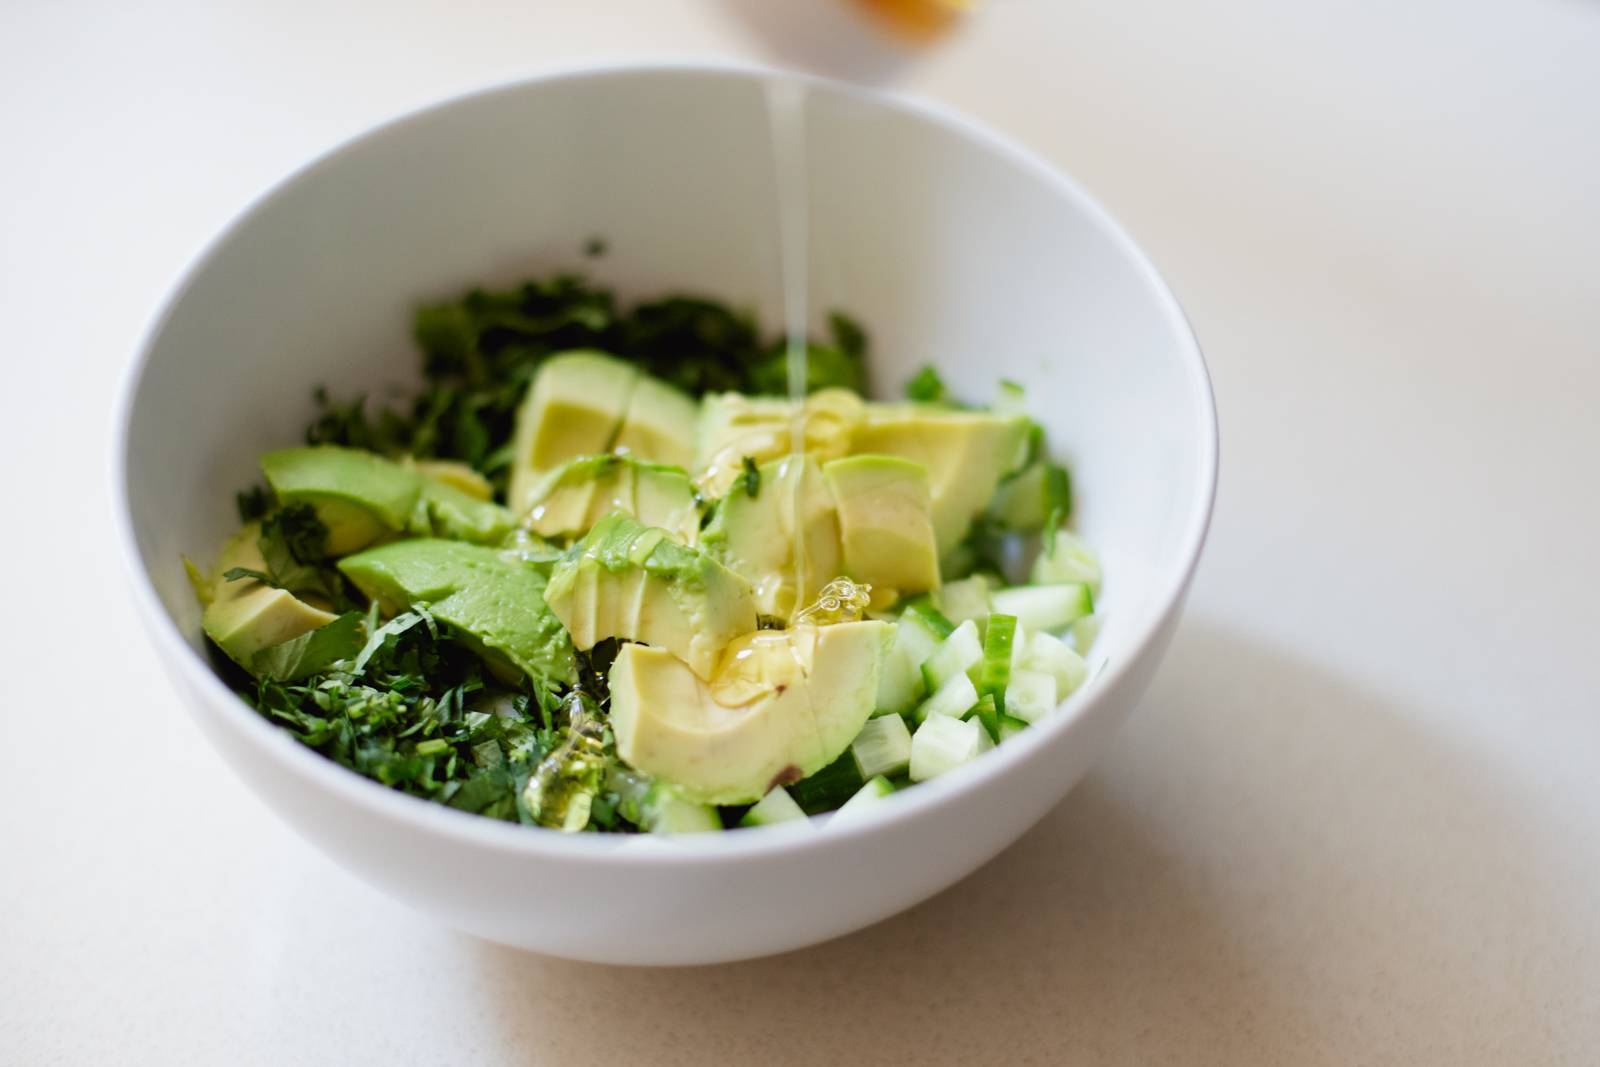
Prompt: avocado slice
<box><xmin>822</xmin><ymin>454</ymin><xmax>941</xmax><ymax>599</ymax></box>
<box><xmin>261</xmin><ymin>445</ymin><xmax>422</xmax><ymax>554</ymax></box>
<box><xmin>262</xmin><ymin>445</ymin><xmax>514</xmax><ymax>549</ymax></box>
<box><xmin>338</xmin><ymin>539</ymin><xmax>576</xmax><ymax>685</ymax></box>
<box><xmin>700</xmin><ymin>455</ymin><xmax>841</xmax><ymax>620</ymax></box>
<box><xmin>850</xmin><ymin>405</ymin><xmax>1031</xmax><ymax>557</ymax></box>
<box><xmin>411</xmin><ymin>478</ymin><xmax>516</xmax><ymax>545</ymax></box>
<box><xmin>506</xmin><ymin>351</ymin><xmax>639</xmax><ymax>514</ymax></box>
<box><xmin>543</xmin><ymin>512</ymin><xmax>758</xmax><ymax>680</ymax></box>
<box><xmin>411</xmin><ymin>459</ymin><xmax>494</xmax><ymax>501</ymax></box>
<box><xmin>609</xmin><ymin>620</ymin><xmax>892</xmax><ymax>804</ymax></box>
<box><xmin>201</xmin><ymin>522</ymin><xmax>338</xmax><ymax>668</ymax></box>
<box><xmin>693</xmin><ymin>387</ymin><xmax>863</xmax><ymax>497</ymax></box>
<box><xmin>614</xmin><ymin>374</ymin><xmax>698</xmax><ymax>469</ymax></box>
<box><xmin>522</xmin><ymin>454</ymin><xmax>698</xmax><ymax>543</ymax></box>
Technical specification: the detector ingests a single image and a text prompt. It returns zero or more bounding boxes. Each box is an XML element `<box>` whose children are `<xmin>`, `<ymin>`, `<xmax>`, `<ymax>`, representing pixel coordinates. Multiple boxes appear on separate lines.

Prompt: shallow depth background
<box><xmin>3</xmin><ymin>1</ymin><xmax>1598</xmax><ymax>1063</ymax></box>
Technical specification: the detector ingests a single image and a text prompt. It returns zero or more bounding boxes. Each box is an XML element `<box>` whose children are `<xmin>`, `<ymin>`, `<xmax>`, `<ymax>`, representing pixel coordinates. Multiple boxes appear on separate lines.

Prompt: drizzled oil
<box><xmin>764</xmin><ymin>78</ymin><xmax>812</xmax><ymax>625</ymax></box>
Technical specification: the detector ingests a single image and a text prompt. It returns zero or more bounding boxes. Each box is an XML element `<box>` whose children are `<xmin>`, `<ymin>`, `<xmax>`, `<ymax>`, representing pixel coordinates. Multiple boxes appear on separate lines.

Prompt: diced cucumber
<box><xmin>989</xmin><ymin>460</ymin><xmax>1069</xmax><ymax>532</ymax></box>
<box><xmin>920</xmin><ymin>619</ymin><xmax>982</xmax><ymax>691</ymax></box>
<box><xmin>1071</xmin><ymin>614</ymin><xmax>1101</xmax><ymax>654</ymax></box>
<box><xmin>830</xmin><ymin>776</ymin><xmax>897</xmax><ymax>825</ymax></box>
<box><xmin>875</xmin><ymin>652</ymin><xmax>922</xmax><ymax>717</ymax></box>
<box><xmin>989</xmin><ymin>583</ymin><xmax>1093</xmax><ymax>634</ymax></box>
<box><xmin>1004</xmin><ymin>667</ymin><xmax>1058</xmax><ymax>723</ymax></box>
<box><xmin>993</xmin><ymin>379</ymin><xmax>1028</xmax><ymax>415</ymax></box>
<box><xmin>933</xmin><ymin>575</ymin><xmax>993</xmax><ymax>627</ymax></box>
<box><xmin>787</xmin><ymin>751</ymin><xmax>866</xmax><ymax>814</ymax></box>
<box><xmin>1031</xmin><ymin>528</ymin><xmax>1101</xmax><ymax>594</ymax></box>
<box><xmin>910</xmin><ymin>715</ymin><xmax>984</xmax><ymax>781</ymax></box>
<box><xmin>902</xmin><ymin>599</ymin><xmax>955</xmax><ymax>640</ymax></box>
<box><xmin>916</xmin><ymin>671</ymin><xmax>980</xmax><ymax>722</ymax></box>
<box><xmin>738</xmin><ymin>786</ymin><xmax>808</xmax><ymax>828</ymax></box>
<box><xmin>1024</xmin><ymin>630</ymin><xmax>1088</xmax><ymax>698</ymax></box>
<box><xmin>878</xmin><ymin>603</ymin><xmax>958</xmax><ymax>716</ymax></box>
<box><xmin>998</xmin><ymin>713</ymin><xmax>1030</xmax><ymax>741</ymax></box>
<box><xmin>989</xmin><ymin>462</ymin><xmax>1049</xmax><ymax>529</ymax></box>
<box><xmin>851</xmin><ymin>714</ymin><xmax>913</xmax><ymax>779</ymax></box>
<box><xmin>978</xmin><ymin>613</ymin><xmax>1017</xmax><ymax>711</ymax></box>
<box><xmin>974</xmin><ymin>718</ymin><xmax>995</xmax><ymax>755</ymax></box>
<box><xmin>1010</xmin><ymin>619</ymin><xmax>1030</xmax><ymax>670</ymax></box>
<box><xmin>968</xmin><ymin>692</ymin><xmax>1000</xmax><ymax>743</ymax></box>
<box><xmin>645</xmin><ymin>786</ymin><xmax>723</xmax><ymax>833</ymax></box>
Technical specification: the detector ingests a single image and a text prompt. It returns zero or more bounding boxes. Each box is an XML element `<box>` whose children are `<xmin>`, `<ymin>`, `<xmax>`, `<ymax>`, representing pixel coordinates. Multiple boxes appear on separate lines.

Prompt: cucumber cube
<box><xmin>851</xmin><ymin>715</ymin><xmax>913</xmax><ymax>779</ymax></box>
<box><xmin>910</xmin><ymin>715</ymin><xmax>984</xmax><ymax>781</ymax></box>
<box><xmin>738</xmin><ymin>787</ymin><xmax>808</xmax><ymax>828</ymax></box>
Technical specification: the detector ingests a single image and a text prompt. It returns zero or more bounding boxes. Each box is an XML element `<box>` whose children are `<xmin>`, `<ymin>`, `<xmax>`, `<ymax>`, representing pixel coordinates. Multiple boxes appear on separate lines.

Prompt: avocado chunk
<box><xmin>850</xmin><ymin>405</ymin><xmax>1031</xmax><ymax>557</ymax></box>
<box><xmin>261</xmin><ymin>445</ymin><xmax>422</xmax><ymax>554</ymax></box>
<box><xmin>202</xmin><ymin>522</ymin><xmax>338</xmax><ymax>668</ymax></box>
<box><xmin>411</xmin><ymin>459</ymin><xmax>494</xmax><ymax>501</ymax></box>
<box><xmin>822</xmin><ymin>454</ymin><xmax>941</xmax><ymax>599</ymax></box>
<box><xmin>614</xmin><ymin>374</ymin><xmax>698</xmax><ymax>469</ymax></box>
<box><xmin>609</xmin><ymin>620</ymin><xmax>892</xmax><ymax>804</ymax></box>
<box><xmin>543</xmin><ymin>512</ymin><xmax>758</xmax><ymax>680</ymax></box>
<box><xmin>506</xmin><ymin>351</ymin><xmax>638</xmax><ymax>514</ymax></box>
<box><xmin>693</xmin><ymin>387</ymin><xmax>863</xmax><ymax>497</ymax></box>
<box><xmin>338</xmin><ymin>539</ymin><xmax>576</xmax><ymax>685</ymax></box>
<box><xmin>700</xmin><ymin>455</ymin><xmax>841</xmax><ymax>619</ymax></box>
<box><xmin>411</xmin><ymin>478</ymin><xmax>516</xmax><ymax>545</ymax></box>
<box><xmin>522</xmin><ymin>454</ymin><xmax>698</xmax><ymax>543</ymax></box>
<box><xmin>262</xmin><ymin>445</ymin><xmax>513</xmax><ymax>549</ymax></box>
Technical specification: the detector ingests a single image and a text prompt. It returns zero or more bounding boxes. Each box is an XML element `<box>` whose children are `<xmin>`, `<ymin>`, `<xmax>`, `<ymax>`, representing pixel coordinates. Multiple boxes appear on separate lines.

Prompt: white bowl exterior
<box><xmin>118</xmin><ymin>64</ymin><xmax>1215</xmax><ymax>965</ymax></box>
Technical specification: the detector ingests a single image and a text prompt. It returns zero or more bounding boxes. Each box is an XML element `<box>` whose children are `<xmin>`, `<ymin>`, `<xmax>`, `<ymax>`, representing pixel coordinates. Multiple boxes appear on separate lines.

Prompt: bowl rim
<box><xmin>112</xmin><ymin>58</ymin><xmax>1218</xmax><ymax>864</ymax></box>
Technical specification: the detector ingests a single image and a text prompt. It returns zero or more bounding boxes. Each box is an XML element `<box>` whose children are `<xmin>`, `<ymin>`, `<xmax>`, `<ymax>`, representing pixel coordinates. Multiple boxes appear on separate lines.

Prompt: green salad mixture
<box><xmin>191</xmin><ymin>272</ymin><xmax>1102</xmax><ymax>833</ymax></box>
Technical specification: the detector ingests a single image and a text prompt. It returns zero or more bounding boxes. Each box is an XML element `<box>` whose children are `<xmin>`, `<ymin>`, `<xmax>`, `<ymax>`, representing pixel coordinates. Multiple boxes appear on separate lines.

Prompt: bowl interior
<box><xmin>122</xmin><ymin>65</ymin><xmax>1213</xmax><ymax>787</ymax></box>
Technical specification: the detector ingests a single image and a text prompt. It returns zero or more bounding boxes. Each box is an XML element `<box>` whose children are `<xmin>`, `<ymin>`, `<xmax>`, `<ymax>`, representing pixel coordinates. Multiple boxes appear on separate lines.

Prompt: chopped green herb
<box><xmin>245</xmin><ymin>610</ymin><xmax>570</xmax><ymax>818</ymax></box>
<box><xmin>251</xmin><ymin>612</ymin><xmax>366</xmax><ymax>682</ymax></box>
<box><xmin>236</xmin><ymin>485</ymin><xmax>272</xmax><ymax>523</ymax></box>
<box><xmin>905</xmin><ymin>364</ymin><xmax>950</xmax><ymax>404</ymax></box>
<box><xmin>252</xmin><ymin>505</ymin><xmax>344</xmax><ymax>603</ymax></box>
<box><xmin>741</xmin><ymin>456</ymin><xmax>761</xmax><ymax>498</ymax></box>
<box><xmin>222</xmin><ymin>566</ymin><xmax>277</xmax><ymax>587</ymax></box>
<box><xmin>304</xmin><ymin>275</ymin><xmax>869</xmax><ymax>500</ymax></box>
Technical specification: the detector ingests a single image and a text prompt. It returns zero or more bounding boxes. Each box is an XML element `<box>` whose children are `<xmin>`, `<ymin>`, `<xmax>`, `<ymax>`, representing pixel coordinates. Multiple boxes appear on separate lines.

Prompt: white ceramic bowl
<box><xmin>115</xmin><ymin>62</ymin><xmax>1216</xmax><ymax>966</ymax></box>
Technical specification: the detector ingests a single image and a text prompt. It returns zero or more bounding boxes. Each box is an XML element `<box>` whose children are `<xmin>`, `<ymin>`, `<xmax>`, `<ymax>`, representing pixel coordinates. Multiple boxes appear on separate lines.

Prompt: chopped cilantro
<box><xmin>303</xmin><ymin>274</ymin><xmax>869</xmax><ymax>500</ymax></box>
<box><xmin>905</xmin><ymin>364</ymin><xmax>950</xmax><ymax>404</ymax></box>
<box><xmin>246</xmin><ymin>610</ymin><xmax>571</xmax><ymax>818</ymax></box>
<box><xmin>236</xmin><ymin>485</ymin><xmax>272</xmax><ymax>523</ymax></box>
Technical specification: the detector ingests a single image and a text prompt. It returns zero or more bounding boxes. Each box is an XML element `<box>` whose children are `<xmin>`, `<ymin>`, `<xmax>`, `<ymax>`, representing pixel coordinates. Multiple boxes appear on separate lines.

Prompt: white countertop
<box><xmin>4</xmin><ymin>1</ymin><xmax>1597</xmax><ymax>1062</ymax></box>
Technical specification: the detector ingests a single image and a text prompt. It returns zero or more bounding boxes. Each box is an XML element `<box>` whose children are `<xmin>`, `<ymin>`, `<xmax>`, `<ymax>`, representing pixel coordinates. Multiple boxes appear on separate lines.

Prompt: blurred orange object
<box><xmin>855</xmin><ymin>0</ymin><xmax>967</xmax><ymax>40</ymax></box>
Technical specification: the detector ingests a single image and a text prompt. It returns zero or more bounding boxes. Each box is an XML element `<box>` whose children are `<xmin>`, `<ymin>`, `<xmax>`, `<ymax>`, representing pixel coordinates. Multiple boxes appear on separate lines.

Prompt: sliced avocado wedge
<box><xmin>263</xmin><ymin>445</ymin><xmax>513</xmax><ymax>550</ymax></box>
<box><xmin>411</xmin><ymin>478</ymin><xmax>516</xmax><ymax>545</ymax></box>
<box><xmin>202</xmin><ymin>522</ymin><xmax>338</xmax><ymax>668</ymax></box>
<box><xmin>850</xmin><ymin>405</ymin><xmax>1031</xmax><ymax>557</ymax></box>
<box><xmin>700</xmin><ymin>455</ymin><xmax>841</xmax><ymax>620</ymax></box>
<box><xmin>506</xmin><ymin>351</ymin><xmax>639</xmax><ymax>514</ymax></box>
<box><xmin>693</xmin><ymin>388</ymin><xmax>863</xmax><ymax>497</ymax></box>
<box><xmin>411</xmin><ymin>458</ymin><xmax>494</xmax><ymax>501</ymax></box>
<box><xmin>261</xmin><ymin>445</ymin><xmax>422</xmax><ymax>554</ymax></box>
<box><xmin>822</xmin><ymin>454</ymin><xmax>941</xmax><ymax>600</ymax></box>
<box><xmin>614</xmin><ymin>374</ymin><xmax>698</xmax><ymax>469</ymax></box>
<box><xmin>338</xmin><ymin>539</ymin><xmax>576</xmax><ymax>685</ymax></box>
<box><xmin>609</xmin><ymin>620</ymin><xmax>892</xmax><ymax>805</ymax></box>
<box><xmin>522</xmin><ymin>454</ymin><xmax>698</xmax><ymax>543</ymax></box>
<box><xmin>543</xmin><ymin>512</ymin><xmax>758</xmax><ymax>680</ymax></box>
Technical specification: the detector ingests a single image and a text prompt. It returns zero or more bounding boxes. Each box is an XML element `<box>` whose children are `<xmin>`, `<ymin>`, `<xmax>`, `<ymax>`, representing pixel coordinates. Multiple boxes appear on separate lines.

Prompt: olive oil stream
<box><xmin>765</xmin><ymin>78</ymin><xmax>812</xmax><ymax>620</ymax></box>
